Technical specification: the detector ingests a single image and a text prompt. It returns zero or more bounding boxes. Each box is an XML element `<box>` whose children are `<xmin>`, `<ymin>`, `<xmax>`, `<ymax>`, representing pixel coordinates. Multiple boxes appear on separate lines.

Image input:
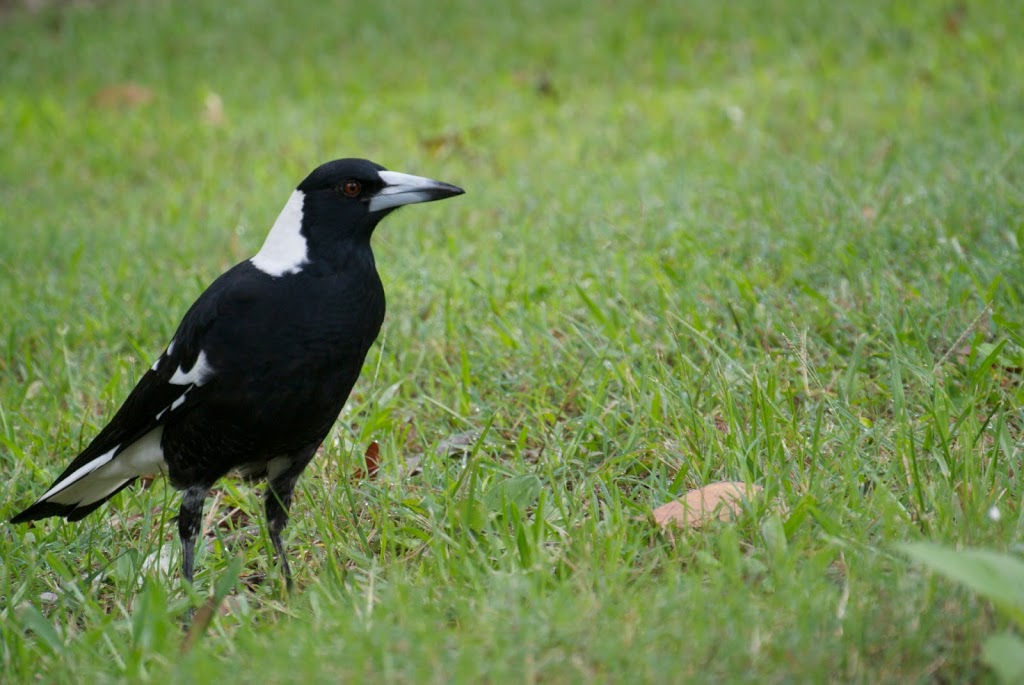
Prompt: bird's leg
<box><xmin>265</xmin><ymin>475</ymin><xmax>299</xmax><ymax>590</ymax></box>
<box><xmin>178</xmin><ymin>485</ymin><xmax>208</xmax><ymax>586</ymax></box>
<box><xmin>264</xmin><ymin>446</ymin><xmax>317</xmax><ymax>591</ymax></box>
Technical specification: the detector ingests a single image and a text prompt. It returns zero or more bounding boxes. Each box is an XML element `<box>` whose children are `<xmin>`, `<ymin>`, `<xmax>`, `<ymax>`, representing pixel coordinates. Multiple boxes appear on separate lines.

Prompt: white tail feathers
<box><xmin>37</xmin><ymin>428</ymin><xmax>167</xmax><ymax>508</ymax></box>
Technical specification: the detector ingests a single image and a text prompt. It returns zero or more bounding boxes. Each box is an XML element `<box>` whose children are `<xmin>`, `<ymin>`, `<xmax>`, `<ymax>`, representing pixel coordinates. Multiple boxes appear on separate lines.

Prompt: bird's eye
<box><xmin>341</xmin><ymin>180</ymin><xmax>362</xmax><ymax>197</ymax></box>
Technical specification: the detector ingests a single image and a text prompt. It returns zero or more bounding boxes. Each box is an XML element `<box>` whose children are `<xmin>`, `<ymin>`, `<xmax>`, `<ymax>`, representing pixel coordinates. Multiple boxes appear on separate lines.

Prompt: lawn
<box><xmin>1</xmin><ymin>0</ymin><xmax>1022</xmax><ymax>682</ymax></box>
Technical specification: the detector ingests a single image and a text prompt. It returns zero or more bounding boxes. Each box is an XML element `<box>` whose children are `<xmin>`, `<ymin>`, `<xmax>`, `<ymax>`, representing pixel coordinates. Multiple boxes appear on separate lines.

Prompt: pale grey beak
<box><xmin>369</xmin><ymin>170</ymin><xmax>465</xmax><ymax>212</ymax></box>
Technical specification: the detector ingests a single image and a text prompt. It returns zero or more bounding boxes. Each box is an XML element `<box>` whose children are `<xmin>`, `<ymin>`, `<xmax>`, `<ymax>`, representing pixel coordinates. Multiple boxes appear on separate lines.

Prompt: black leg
<box><xmin>264</xmin><ymin>446</ymin><xmax>317</xmax><ymax>590</ymax></box>
<box><xmin>265</xmin><ymin>481</ymin><xmax>296</xmax><ymax>590</ymax></box>
<box><xmin>178</xmin><ymin>485</ymin><xmax>208</xmax><ymax>586</ymax></box>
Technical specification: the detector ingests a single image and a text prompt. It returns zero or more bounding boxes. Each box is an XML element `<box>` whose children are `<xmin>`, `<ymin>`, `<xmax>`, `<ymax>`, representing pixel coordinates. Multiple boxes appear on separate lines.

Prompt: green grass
<box><xmin>1</xmin><ymin>0</ymin><xmax>1022</xmax><ymax>681</ymax></box>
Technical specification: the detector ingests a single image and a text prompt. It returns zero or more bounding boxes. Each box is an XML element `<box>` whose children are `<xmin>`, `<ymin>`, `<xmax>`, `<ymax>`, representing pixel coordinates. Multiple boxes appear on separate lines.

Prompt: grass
<box><xmin>1</xmin><ymin>0</ymin><xmax>1022</xmax><ymax>681</ymax></box>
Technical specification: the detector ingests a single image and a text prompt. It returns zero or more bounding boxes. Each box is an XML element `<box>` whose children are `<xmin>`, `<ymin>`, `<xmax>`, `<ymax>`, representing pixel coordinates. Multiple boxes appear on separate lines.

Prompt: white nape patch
<box><xmin>369</xmin><ymin>170</ymin><xmax>444</xmax><ymax>212</ymax></box>
<box><xmin>167</xmin><ymin>340</ymin><xmax>176</xmax><ymax>356</ymax></box>
<box><xmin>169</xmin><ymin>350</ymin><xmax>213</xmax><ymax>386</ymax></box>
<box><xmin>251</xmin><ymin>190</ymin><xmax>308</xmax><ymax>277</ymax></box>
<box><xmin>44</xmin><ymin>428</ymin><xmax>166</xmax><ymax>506</ymax></box>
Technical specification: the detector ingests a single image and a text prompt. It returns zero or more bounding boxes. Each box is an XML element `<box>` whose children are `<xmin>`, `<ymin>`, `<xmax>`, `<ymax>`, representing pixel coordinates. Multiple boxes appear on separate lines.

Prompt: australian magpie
<box><xmin>11</xmin><ymin>158</ymin><xmax>464</xmax><ymax>590</ymax></box>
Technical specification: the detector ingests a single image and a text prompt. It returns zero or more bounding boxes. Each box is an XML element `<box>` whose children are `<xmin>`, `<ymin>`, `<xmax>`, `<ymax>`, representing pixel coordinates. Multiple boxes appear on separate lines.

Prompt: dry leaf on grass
<box><xmin>652</xmin><ymin>481</ymin><xmax>763</xmax><ymax>529</ymax></box>
<box><xmin>351</xmin><ymin>440</ymin><xmax>381</xmax><ymax>481</ymax></box>
<box><xmin>91</xmin><ymin>82</ymin><xmax>153</xmax><ymax>109</ymax></box>
<box><xmin>420</xmin><ymin>131</ymin><xmax>465</xmax><ymax>154</ymax></box>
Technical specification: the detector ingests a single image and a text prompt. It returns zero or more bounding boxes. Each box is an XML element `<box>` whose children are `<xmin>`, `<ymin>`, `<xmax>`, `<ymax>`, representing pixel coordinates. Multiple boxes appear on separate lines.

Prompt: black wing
<box><xmin>11</xmin><ymin>261</ymin><xmax>262</xmax><ymax>522</ymax></box>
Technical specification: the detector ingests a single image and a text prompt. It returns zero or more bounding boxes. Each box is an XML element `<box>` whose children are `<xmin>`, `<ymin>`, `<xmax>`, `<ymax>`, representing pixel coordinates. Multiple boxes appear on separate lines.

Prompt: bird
<box><xmin>10</xmin><ymin>158</ymin><xmax>464</xmax><ymax>591</ymax></box>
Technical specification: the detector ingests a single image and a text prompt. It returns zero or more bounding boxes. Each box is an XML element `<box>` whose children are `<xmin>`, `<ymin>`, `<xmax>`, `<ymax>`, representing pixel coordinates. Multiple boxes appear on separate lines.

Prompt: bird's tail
<box><xmin>10</xmin><ymin>428</ymin><xmax>165</xmax><ymax>524</ymax></box>
<box><xmin>11</xmin><ymin>479</ymin><xmax>138</xmax><ymax>523</ymax></box>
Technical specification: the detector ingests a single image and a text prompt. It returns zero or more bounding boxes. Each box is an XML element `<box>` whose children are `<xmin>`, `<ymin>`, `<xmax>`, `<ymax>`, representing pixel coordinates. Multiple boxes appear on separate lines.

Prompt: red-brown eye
<box><xmin>342</xmin><ymin>180</ymin><xmax>361</xmax><ymax>197</ymax></box>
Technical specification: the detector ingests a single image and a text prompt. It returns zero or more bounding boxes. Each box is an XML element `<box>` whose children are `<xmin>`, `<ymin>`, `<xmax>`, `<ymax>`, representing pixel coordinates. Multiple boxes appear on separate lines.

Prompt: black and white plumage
<box><xmin>11</xmin><ymin>158</ymin><xmax>464</xmax><ymax>589</ymax></box>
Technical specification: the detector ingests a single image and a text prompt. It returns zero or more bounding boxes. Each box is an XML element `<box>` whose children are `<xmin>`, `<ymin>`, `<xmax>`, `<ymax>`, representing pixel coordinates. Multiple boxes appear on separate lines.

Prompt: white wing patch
<box><xmin>155</xmin><ymin>349</ymin><xmax>211</xmax><ymax>421</ymax></box>
<box><xmin>169</xmin><ymin>350</ymin><xmax>214</xmax><ymax>386</ymax></box>
<box><xmin>150</xmin><ymin>339</ymin><xmax>177</xmax><ymax>372</ymax></box>
<box><xmin>251</xmin><ymin>190</ymin><xmax>308</xmax><ymax>277</ymax></box>
<box><xmin>40</xmin><ymin>445</ymin><xmax>119</xmax><ymax>501</ymax></box>
<box><xmin>170</xmin><ymin>393</ymin><xmax>188</xmax><ymax>411</ymax></box>
<box><xmin>43</xmin><ymin>428</ymin><xmax>167</xmax><ymax>507</ymax></box>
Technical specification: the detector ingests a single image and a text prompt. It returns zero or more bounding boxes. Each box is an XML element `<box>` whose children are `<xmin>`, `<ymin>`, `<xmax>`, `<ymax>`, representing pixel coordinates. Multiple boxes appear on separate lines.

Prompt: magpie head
<box><xmin>300</xmin><ymin>157</ymin><xmax>463</xmax><ymax>221</ymax></box>
<box><xmin>252</xmin><ymin>158</ymin><xmax>464</xmax><ymax>276</ymax></box>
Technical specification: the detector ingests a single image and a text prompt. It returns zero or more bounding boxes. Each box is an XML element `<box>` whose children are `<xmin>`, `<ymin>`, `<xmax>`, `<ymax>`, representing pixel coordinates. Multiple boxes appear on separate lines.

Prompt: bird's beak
<box><xmin>368</xmin><ymin>170</ymin><xmax>465</xmax><ymax>213</ymax></box>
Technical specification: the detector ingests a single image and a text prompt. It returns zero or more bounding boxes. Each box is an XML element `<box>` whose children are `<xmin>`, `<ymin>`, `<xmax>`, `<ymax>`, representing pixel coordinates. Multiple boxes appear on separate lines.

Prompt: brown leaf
<box><xmin>351</xmin><ymin>440</ymin><xmax>381</xmax><ymax>481</ymax></box>
<box><xmin>943</xmin><ymin>4</ymin><xmax>966</xmax><ymax>35</ymax></box>
<box><xmin>420</xmin><ymin>131</ymin><xmax>464</xmax><ymax>154</ymax></box>
<box><xmin>91</xmin><ymin>83</ymin><xmax>153</xmax><ymax>110</ymax></box>
<box><xmin>364</xmin><ymin>440</ymin><xmax>381</xmax><ymax>480</ymax></box>
<box><xmin>652</xmin><ymin>481</ymin><xmax>763</xmax><ymax>529</ymax></box>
